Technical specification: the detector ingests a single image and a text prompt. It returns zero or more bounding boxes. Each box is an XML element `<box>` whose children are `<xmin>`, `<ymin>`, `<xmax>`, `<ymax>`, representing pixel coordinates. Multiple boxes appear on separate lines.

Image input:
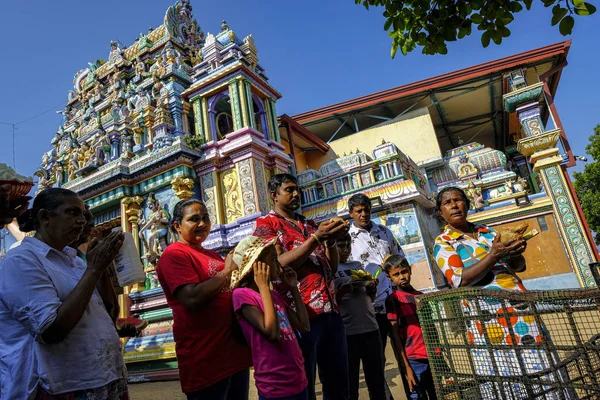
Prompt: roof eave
<box><xmin>278</xmin><ymin>114</ymin><xmax>330</xmax><ymax>153</ymax></box>
<box><xmin>292</xmin><ymin>40</ymin><xmax>572</xmax><ymax>125</ymax></box>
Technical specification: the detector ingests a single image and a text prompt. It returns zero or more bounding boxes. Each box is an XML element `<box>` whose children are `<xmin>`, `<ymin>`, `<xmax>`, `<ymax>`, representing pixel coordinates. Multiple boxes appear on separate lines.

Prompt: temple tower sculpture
<box><xmin>182</xmin><ymin>22</ymin><xmax>291</xmax><ymax>249</ymax></box>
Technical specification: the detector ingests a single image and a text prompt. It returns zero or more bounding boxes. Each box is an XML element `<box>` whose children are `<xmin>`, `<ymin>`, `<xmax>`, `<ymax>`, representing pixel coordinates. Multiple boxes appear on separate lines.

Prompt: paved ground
<box><xmin>129</xmin><ymin>343</ymin><xmax>408</xmax><ymax>399</ymax></box>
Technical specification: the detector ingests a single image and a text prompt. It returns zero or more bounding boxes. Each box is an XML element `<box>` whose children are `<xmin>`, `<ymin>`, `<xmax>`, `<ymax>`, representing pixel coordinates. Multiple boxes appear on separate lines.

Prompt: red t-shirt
<box><xmin>386</xmin><ymin>288</ymin><xmax>428</xmax><ymax>360</ymax></box>
<box><xmin>253</xmin><ymin>211</ymin><xmax>338</xmax><ymax>318</ymax></box>
<box><xmin>156</xmin><ymin>242</ymin><xmax>252</xmax><ymax>393</ymax></box>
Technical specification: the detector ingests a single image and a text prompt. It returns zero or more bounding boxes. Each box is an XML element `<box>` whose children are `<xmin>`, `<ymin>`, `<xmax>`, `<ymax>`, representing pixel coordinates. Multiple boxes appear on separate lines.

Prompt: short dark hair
<box><xmin>382</xmin><ymin>254</ymin><xmax>410</xmax><ymax>274</ymax></box>
<box><xmin>435</xmin><ymin>186</ymin><xmax>470</xmax><ymax>212</ymax></box>
<box><xmin>268</xmin><ymin>173</ymin><xmax>297</xmax><ymax>193</ymax></box>
<box><xmin>337</xmin><ymin>232</ymin><xmax>351</xmax><ymax>243</ymax></box>
<box><xmin>17</xmin><ymin>188</ymin><xmax>80</xmax><ymax>232</ymax></box>
<box><xmin>170</xmin><ymin>198</ymin><xmax>206</xmax><ymax>234</ymax></box>
<box><xmin>348</xmin><ymin>193</ymin><xmax>371</xmax><ymax>212</ymax></box>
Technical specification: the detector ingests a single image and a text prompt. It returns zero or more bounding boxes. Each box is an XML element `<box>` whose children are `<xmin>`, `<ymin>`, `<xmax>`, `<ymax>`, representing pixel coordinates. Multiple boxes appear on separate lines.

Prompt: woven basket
<box><xmin>0</xmin><ymin>180</ymin><xmax>34</xmax><ymax>201</ymax></box>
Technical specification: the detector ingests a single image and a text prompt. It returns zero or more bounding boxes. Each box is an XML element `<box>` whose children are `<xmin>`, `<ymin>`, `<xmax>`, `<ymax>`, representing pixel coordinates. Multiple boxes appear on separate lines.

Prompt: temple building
<box><xmin>284</xmin><ymin>40</ymin><xmax>599</xmax><ymax>292</ymax></box>
<box><xmin>32</xmin><ymin>0</ymin><xmax>598</xmax><ymax>383</ymax></box>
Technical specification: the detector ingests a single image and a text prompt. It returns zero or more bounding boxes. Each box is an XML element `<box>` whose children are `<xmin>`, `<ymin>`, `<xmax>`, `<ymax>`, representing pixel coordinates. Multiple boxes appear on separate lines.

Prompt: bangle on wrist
<box><xmin>311</xmin><ymin>233</ymin><xmax>322</xmax><ymax>245</ymax></box>
<box><xmin>216</xmin><ymin>271</ymin><xmax>229</xmax><ymax>286</ymax></box>
<box><xmin>325</xmin><ymin>240</ymin><xmax>337</xmax><ymax>248</ymax></box>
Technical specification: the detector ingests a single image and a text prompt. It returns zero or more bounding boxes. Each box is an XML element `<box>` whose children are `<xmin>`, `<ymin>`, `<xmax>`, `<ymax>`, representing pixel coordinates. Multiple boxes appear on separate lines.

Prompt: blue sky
<box><xmin>0</xmin><ymin>0</ymin><xmax>598</xmax><ymax>180</ymax></box>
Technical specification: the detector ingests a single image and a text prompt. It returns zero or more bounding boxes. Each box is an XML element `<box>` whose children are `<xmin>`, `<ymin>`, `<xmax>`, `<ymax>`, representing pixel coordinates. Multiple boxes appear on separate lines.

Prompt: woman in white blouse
<box><xmin>0</xmin><ymin>188</ymin><xmax>127</xmax><ymax>400</ymax></box>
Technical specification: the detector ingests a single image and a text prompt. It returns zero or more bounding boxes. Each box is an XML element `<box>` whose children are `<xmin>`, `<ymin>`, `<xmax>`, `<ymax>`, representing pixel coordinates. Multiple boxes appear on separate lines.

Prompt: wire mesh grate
<box><xmin>416</xmin><ymin>288</ymin><xmax>600</xmax><ymax>400</ymax></box>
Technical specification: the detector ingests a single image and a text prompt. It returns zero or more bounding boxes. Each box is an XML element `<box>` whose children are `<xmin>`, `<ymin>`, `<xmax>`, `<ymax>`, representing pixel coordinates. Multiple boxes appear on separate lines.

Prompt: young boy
<box><xmin>384</xmin><ymin>254</ymin><xmax>437</xmax><ymax>400</ymax></box>
<box><xmin>334</xmin><ymin>233</ymin><xmax>388</xmax><ymax>400</ymax></box>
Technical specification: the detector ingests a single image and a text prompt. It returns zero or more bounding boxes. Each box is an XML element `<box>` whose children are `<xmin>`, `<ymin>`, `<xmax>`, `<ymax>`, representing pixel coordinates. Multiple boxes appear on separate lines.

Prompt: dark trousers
<box><xmin>186</xmin><ymin>369</ymin><xmax>250</xmax><ymax>400</ymax></box>
<box><xmin>407</xmin><ymin>359</ymin><xmax>436</xmax><ymax>400</ymax></box>
<box><xmin>299</xmin><ymin>312</ymin><xmax>350</xmax><ymax>400</ymax></box>
<box><xmin>376</xmin><ymin>313</ymin><xmax>396</xmax><ymax>399</ymax></box>
<box><xmin>347</xmin><ymin>330</ymin><xmax>387</xmax><ymax>400</ymax></box>
<box><xmin>376</xmin><ymin>313</ymin><xmax>391</xmax><ymax>352</ymax></box>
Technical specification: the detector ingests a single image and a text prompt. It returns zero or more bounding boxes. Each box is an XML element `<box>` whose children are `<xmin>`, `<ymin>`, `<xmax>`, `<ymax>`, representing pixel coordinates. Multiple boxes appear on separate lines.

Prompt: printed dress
<box><xmin>433</xmin><ymin>225</ymin><xmax>571</xmax><ymax>399</ymax></box>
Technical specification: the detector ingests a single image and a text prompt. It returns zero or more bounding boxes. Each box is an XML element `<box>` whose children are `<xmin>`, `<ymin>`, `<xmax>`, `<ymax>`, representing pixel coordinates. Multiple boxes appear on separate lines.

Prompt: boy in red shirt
<box><xmin>384</xmin><ymin>255</ymin><xmax>437</xmax><ymax>400</ymax></box>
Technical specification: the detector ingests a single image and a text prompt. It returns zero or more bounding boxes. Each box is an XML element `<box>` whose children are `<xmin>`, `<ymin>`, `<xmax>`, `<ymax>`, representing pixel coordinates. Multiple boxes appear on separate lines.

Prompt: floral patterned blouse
<box><xmin>433</xmin><ymin>225</ymin><xmax>553</xmax><ymax>392</ymax></box>
<box><xmin>433</xmin><ymin>224</ymin><xmax>526</xmax><ymax>292</ymax></box>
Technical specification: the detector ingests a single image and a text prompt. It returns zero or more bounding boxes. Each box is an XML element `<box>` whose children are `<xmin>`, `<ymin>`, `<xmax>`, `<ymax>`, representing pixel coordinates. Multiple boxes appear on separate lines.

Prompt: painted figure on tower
<box><xmin>139</xmin><ymin>193</ymin><xmax>171</xmax><ymax>256</ymax></box>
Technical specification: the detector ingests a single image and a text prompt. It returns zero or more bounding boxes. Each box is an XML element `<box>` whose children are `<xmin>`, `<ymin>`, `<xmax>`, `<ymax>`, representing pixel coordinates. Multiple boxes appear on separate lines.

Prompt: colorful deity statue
<box><xmin>40</xmin><ymin>152</ymin><xmax>52</xmax><ymax>171</ymax></box>
<box><xmin>162</xmin><ymin>41</ymin><xmax>182</xmax><ymax>67</ymax></box>
<box><xmin>121</xmin><ymin>134</ymin><xmax>133</xmax><ymax>155</ymax></box>
<box><xmin>91</xmin><ymin>133</ymin><xmax>111</xmax><ymax>165</ymax></box>
<box><xmin>91</xmin><ymin>78</ymin><xmax>104</xmax><ymax>98</ymax></box>
<box><xmin>77</xmin><ymin>145</ymin><xmax>87</xmax><ymax>169</ymax></box>
<box><xmin>52</xmin><ymin>163</ymin><xmax>63</xmax><ymax>187</ymax></box>
<box><xmin>514</xmin><ymin>176</ymin><xmax>529</xmax><ymax>193</ymax></box>
<box><xmin>108</xmin><ymin>71</ymin><xmax>122</xmax><ymax>103</ymax></box>
<box><xmin>68</xmin><ymin>149</ymin><xmax>79</xmax><ymax>180</ymax></box>
<box><xmin>473</xmin><ymin>189</ymin><xmax>485</xmax><ymax>210</ymax></box>
<box><xmin>139</xmin><ymin>194</ymin><xmax>171</xmax><ymax>256</ymax></box>
<box><xmin>464</xmin><ymin>180</ymin><xmax>485</xmax><ymax>210</ymax></box>
<box><xmin>134</xmin><ymin>58</ymin><xmax>146</xmax><ymax>78</ymax></box>
<box><xmin>38</xmin><ymin>172</ymin><xmax>54</xmax><ymax>191</ymax></box>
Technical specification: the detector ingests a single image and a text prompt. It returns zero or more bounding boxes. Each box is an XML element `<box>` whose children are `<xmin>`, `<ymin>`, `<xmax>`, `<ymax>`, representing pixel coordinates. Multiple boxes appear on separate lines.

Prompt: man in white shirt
<box><xmin>347</xmin><ymin>194</ymin><xmax>405</xmax><ymax>373</ymax></box>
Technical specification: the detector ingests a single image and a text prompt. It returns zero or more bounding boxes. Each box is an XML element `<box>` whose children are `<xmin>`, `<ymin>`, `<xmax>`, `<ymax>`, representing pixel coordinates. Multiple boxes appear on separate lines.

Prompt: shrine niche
<box><xmin>211</xmin><ymin>93</ymin><xmax>235</xmax><ymax>140</ymax></box>
<box><xmin>252</xmin><ymin>95</ymin><xmax>268</xmax><ymax>138</ymax></box>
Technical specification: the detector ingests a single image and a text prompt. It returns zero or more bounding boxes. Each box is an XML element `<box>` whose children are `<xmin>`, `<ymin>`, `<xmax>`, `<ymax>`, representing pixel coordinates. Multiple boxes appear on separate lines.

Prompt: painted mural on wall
<box><xmin>370</xmin><ymin>206</ymin><xmax>425</xmax><ymax>288</ymax></box>
<box><xmin>369</xmin><ymin>204</ymin><xmax>442</xmax><ymax>290</ymax></box>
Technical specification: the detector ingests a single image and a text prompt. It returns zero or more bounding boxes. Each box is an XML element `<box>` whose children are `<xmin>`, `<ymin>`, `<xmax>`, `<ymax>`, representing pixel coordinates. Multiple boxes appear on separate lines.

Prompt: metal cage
<box><xmin>416</xmin><ymin>287</ymin><xmax>600</xmax><ymax>399</ymax></box>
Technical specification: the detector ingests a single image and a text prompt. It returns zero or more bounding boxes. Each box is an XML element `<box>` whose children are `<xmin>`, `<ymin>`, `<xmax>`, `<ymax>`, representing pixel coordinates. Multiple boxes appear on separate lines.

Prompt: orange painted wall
<box><xmin>489</xmin><ymin>213</ymin><xmax>573</xmax><ymax>279</ymax></box>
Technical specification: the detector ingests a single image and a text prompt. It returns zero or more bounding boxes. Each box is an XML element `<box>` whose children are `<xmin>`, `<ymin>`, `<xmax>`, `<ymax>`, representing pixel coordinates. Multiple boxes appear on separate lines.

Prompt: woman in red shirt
<box><xmin>156</xmin><ymin>199</ymin><xmax>252</xmax><ymax>400</ymax></box>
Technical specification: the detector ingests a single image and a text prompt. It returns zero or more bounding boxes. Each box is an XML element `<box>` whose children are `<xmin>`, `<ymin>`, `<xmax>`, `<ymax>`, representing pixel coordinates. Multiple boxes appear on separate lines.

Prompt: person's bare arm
<box><xmin>41</xmin><ymin>232</ymin><xmax>123</xmax><ymax>344</ymax></box>
<box><xmin>325</xmin><ymin>243</ymin><xmax>339</xmax><ymax>274</ymax></box>
<box><xmin>460</xmin><ymin>234</ymin><xmax>526</xmax><ymax>287</ymax></box>
<box><xmin>5</xmin><ymin>219</ymin><xmax>25</xmax><ymax>242</ymax></box>
<box><xmin>174</xmin><ymin>251</ymin><xmax>235</xmax><ymax>311</ymax></box>
<box><xmin>280</xmin><ymin>267</ymin><xmax>310</xmax><ymax>333</ymax></box>
<box><xmin>389</xmin><ymin>320</ymin><xmax>417</xmax><ymax>392</ymax></box>
<box><xmin>275</xmin><ymin>237</ymin><xmax>320</xmax><ymax>271</ymax></box>
<box><xmin>175</xmin><ymin>276</ymin><xmax>228</xmax><ymax>311</ymax></box>
<box><xmin>276</xmin><ymin>220</ymin><xmax>347</xmax><ymax>270</ymax></box>
<box><xmin>238</xmin><ymin>262</ymin><xmax>280</xmax><ymax>342</ymax></box>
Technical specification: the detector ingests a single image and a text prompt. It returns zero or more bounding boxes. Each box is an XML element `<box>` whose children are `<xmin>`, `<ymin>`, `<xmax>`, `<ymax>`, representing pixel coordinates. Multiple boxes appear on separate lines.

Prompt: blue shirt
<box><xmin>0</xmin><ymin>237</ymin><xmax>126</xmax><ymax>397</ymax></box>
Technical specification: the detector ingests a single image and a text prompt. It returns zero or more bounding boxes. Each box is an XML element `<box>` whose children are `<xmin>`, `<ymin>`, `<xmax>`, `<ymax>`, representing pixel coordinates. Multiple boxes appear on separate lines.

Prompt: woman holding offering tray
<box><xmin>433</xmin><ymin>186</ymin><xmax>569</xmax><ymax>399</ymax></box>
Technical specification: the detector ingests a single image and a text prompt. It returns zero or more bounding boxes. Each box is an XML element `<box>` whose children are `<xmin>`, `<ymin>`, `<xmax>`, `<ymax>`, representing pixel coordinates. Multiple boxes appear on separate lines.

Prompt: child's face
<box><xmin>336</xmin><ymin>239</ymin><xmax>351</xmax><ymax>263</ymax></box>
<box><xmin>387</xmin><ymin>264</ymin><xmax>412</xmax><ymax>288</ymax></box>
<box><xmin>258</xmin><ymin>245</ymin><xmax>281</xmax><ymax>281</ymax></box>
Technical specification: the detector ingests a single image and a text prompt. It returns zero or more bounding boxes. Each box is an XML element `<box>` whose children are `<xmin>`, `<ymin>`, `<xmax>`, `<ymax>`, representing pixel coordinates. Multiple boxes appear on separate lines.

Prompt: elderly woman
<box><xmin>433</xmin><ymin>186</ymin><xmax>567</xmax><ymax>399</ymax></box>
<box><xmin>156</xmin><ymin>198</ymin><xmax>252</xmax><ymax>400</ymax></box>
<box><xmin>0</xmin><ymin>188</ymin><xmax>126</xmax><ymax>400</ymax></box>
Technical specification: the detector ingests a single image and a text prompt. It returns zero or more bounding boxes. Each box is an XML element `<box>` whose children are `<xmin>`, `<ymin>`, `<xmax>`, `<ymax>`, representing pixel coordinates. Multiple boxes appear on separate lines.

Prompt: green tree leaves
<box><xmin>559</xmin><ymin>15</ymin><xmax>575</xmax><ymax>34</ymax></box>
<box><xmin>356</xmin><ymin>0</ymin><xmax>596</xmax><ymax>57</ymax></box>
<box><xmin>552</xmin><ymin>5</ymin><xmax>569</xmax><ymax>25</ymax></box>
<box><xmin>574</xmin><ymin>124</ymin><xmax>600</xmax><ymax>245</ymax></box>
